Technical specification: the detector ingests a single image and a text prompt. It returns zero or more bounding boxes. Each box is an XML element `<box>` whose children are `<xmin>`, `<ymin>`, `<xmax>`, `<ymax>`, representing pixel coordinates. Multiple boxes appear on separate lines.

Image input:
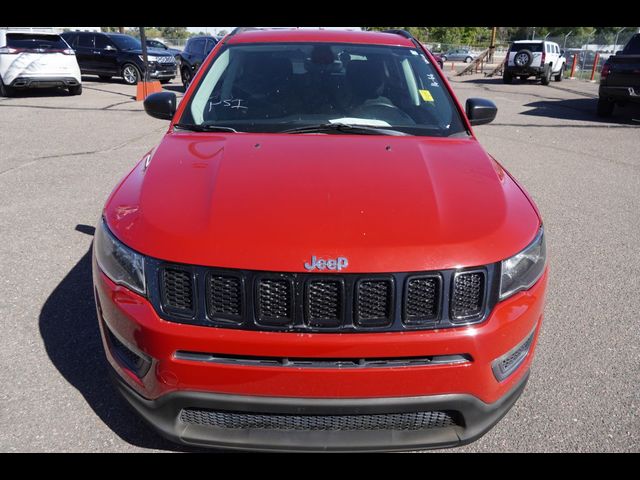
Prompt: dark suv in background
<box><xmin>177</xmin><ymin>35</ymin><xmax>218</xmax><ymax>88</ymax></box>
<box><xmin>61</xmin><ymin>31</ymin><xmax>177</xmax><ymax>85</ymax></box>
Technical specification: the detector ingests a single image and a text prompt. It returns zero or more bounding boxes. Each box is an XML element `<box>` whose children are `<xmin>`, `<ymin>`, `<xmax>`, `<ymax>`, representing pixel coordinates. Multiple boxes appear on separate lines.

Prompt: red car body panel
<box><xmin>95</xmin><ymin>266</ymin><xmax>548</xmax><ymax>403</ymax></box>
<box><xmin>105</xmin><ymin>134</ymin><xmax>539</xmax><ymax>273</ymax></box>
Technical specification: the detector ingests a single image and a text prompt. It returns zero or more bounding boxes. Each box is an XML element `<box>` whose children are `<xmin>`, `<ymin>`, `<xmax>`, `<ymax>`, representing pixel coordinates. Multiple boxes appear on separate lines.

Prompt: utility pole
<box><xmin>139</xmin><ymin>27</ymin><xmax>149</xmax><ymax>83</ymax></box>
<box><xmin>614</xmin><ymin>27</ymin><xmax>627</xmax><ymax>53</ymax></box>
<box><xmin>531</xmin><ymin>27</ymin><xmax>536</xmax><ymax>40</ymax></box>
<box><xmin>489</xmin><ymin>27</ymin><xmax>497</xmax><ymax>63</ymax></box>
<box><xmin>563</xmin><ymin>30</ymin><xmax>573</xmax><ymax>51</ymax></box>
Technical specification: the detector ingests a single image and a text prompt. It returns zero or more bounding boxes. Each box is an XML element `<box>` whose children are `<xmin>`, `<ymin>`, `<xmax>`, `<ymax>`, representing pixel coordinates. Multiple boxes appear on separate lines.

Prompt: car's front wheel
<box><xmin>0</xmin><ymin>77</ymin><xmax>14</xmax><ymax>97</ymax></box>
<box><xmin>181</xmin><ymin>67</ymin><xmax>192</xmax><ymax>89</ymax></box>
<box><xmin>554</xmin><ymin>65</ymin><xmax>564</xmax><ymax>82</ymax></box>
<box><xmin>68</xmin><ymin>84</ymin><xmax>82</xmax><ymax>96</ymax></box>
<box><xmin>121</xmin><ymin>64</ymin><xmax>141</xmax><ymax>85</ymax></box>
<box><xmin>465</xmin><ymin>56</ymin><xmax>472</xmax><ymax>63</ymax></box>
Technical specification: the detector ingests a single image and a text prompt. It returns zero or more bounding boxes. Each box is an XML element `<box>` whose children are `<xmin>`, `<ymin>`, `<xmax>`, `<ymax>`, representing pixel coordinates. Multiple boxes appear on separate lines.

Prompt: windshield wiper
<box><xmin>281</xmin><ymin>123</ymin><xmax>409</xmax><ymax>136</ymax></box>
<box><xmin>173</xmin><ymin>123</ymin><xmax>238</xmax><ymax>133</ymax></box>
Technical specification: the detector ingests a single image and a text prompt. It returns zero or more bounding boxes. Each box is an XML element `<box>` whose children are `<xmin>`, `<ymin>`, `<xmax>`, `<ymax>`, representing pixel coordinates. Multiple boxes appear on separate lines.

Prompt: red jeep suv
<box><xmin>93</xmin><ymin>28</ymin><xmax>548</xmax><ymax>451</ymax></box>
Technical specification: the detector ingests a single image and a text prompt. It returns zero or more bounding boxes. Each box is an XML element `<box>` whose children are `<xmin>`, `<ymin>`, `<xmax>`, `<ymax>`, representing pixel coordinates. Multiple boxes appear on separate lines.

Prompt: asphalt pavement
<box><xmin>0</xmin><ymin>73</ymin><xmax>638</xmax><ymax>452</ymax></box>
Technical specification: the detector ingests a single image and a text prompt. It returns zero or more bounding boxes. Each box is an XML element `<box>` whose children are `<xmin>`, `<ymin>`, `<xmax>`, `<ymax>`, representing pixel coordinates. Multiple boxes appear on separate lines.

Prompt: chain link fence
<box><xmin>424</xmin><ymin>31</ymin><xmax>637</xmax><ymax>81</ymax></box>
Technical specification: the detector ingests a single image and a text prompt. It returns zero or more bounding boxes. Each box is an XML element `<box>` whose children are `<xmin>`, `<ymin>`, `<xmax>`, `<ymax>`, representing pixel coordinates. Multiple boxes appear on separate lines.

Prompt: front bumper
<box><xmin>505</xmin><ymin>65</ymin><xmax>545</xmax><ymax>77</ymax></box>
<box><xmin>111</xmin><ymin>364</ymin><xmax>530</xmax><ymax>452</ymax></box>
<box><xmin>146</xmin><ymin>63</ymin><xmax>177</xmax><ymax>79</ymax></box>
<box><xmin>10</xmin><ymin>76</ymin><xmax>81</xmax><ymax>89</ymax></box>
<box><xmin>599</xmin><ymin>85</ymin><xmax>640</xmax><ymax>103</ymax></box>
<box><xmin>93</xmin><ymin>255</ymin><xmax>548</xmax><ymax>450</ymax></box>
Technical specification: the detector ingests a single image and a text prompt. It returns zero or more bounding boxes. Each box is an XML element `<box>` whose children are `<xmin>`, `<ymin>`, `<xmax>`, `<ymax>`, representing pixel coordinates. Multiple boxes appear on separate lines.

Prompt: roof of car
<box><xmin>225</xmin><ymin>28</ymin><xmax>415</xmax><ymax>47</ymax></box>
<box><xmin>513</xmin><ymin>39</ymin><xmax>557</xmax><ymax>44</ymax></box>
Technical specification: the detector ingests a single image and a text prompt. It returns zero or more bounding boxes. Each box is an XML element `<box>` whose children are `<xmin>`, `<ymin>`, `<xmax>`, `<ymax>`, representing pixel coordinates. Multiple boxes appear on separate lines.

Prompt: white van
<box><xmin>0</xmin><ymin>28</ymin><xmax>82</xmax><ymax>96</ymax></box>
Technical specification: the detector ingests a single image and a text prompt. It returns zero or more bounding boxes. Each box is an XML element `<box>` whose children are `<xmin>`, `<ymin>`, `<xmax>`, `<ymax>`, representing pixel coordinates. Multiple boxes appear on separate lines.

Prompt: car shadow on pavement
<box><xmin>38</xmin><ymin>225</ymin><xmax>212</xmax><ymax>452</ymax></box>
<box><xmin>520</xmin><ymin>98</ymin><xmax>640</xmax><ymax>125</ymax></box>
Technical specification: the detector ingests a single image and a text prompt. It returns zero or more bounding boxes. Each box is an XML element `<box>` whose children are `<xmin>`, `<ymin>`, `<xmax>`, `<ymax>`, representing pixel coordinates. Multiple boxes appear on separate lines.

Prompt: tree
<box><xmin>157</xmin><ymin>27</ymin><xmax>190</xmax><ymax>40</ymax></box>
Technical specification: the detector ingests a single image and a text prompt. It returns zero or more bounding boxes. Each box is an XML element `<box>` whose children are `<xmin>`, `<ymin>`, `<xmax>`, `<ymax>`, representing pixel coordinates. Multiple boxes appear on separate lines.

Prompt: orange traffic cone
<box><xmin>136</xmin><ymin>80</ymin><xmax>163</xmax><ymax>101</ymax></box>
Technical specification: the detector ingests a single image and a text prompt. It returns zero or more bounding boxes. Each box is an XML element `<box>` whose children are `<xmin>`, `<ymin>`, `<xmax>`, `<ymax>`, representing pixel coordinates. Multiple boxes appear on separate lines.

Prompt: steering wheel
<box><xmin>352</xmin><ymin>102</ymin><xmax>415</xmax><ymax>125</ymax></box>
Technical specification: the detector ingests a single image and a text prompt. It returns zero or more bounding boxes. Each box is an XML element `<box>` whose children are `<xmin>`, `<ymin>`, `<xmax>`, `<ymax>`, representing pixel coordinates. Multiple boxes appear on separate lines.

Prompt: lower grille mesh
<box><xmin>180</xmin><ymin>409</ymin><xmax>460</xmax><ymax>431</ymax></box>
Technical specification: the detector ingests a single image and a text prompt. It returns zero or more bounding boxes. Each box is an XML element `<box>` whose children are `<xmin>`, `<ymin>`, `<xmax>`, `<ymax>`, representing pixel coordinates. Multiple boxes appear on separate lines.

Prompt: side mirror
<box><xmin>143</xmin><ymin>92</ymin><xmax>176</xmax><ymax>120</ymax></box>
<box><xmin>466</xmin><ymin>98</ymin><xmax>497</xmax><ymax>126</ymax></box>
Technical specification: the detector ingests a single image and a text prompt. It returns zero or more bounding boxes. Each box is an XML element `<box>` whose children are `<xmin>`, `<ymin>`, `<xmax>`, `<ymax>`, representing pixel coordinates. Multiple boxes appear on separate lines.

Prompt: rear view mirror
<box><xmin>144</xmin><ymin>92</ymin><xmax>177</xmax><ymax>120</ymax></box>
<box><xmin>465</xmin><ymin>98</ymin><xmax>497</xmax><ymax>126</ymax></box>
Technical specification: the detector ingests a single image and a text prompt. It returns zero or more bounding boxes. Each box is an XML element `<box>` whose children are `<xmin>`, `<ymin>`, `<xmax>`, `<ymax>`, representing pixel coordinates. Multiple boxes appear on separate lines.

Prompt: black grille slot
<box><xmin>206</xmin><ymin>274</ymin><xmax>243</xmax><ymax>323</ymax></box>
<box><xmin>180</xmin><ymin>408</ymin><xmax>460</xmax><ymax>431</ymax></box>
<box><xmin>355</xmin><ymin>279</ymin><xmax>393</xmax><ymax>327</ymax></box>
<box><xmin>451</xmin><ymin>271</ymin><xmax>485</xmax><ymax>321</ymax></box>
<box><xmin>306</xmin><ymin>280</ymin><xmax>343</xmax><ymax>327</ymax></box>
<box><xmin>257</xmin><ymin>278</ymin><xmax>294</xmax><ymax>326</ymax></box>
<box><xmin>161</xmin><ymin>267</ymin><xmax>194</xmax><ymax>315</ymax></box>
<box><xmin>404</xmin><ymin>276</ymin><xmax>441</xmax><ymax>325</ymax></box>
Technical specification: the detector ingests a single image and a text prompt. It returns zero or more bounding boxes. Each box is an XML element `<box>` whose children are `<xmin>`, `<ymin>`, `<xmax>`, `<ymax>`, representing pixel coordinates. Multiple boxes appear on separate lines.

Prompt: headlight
<box><xmin>499</xmin><ymin>227</ymin><xmax>546</xmax><ymax>300</ymax></box>
<box><xmin>94</xmin><ymin>218</ymin><xmax>146</xmax><ymax>295</ymax></box>
<box><xmin>138</xmin><ymin>55</ymin><xmax>159</xmax><ymax>62</ymax></box>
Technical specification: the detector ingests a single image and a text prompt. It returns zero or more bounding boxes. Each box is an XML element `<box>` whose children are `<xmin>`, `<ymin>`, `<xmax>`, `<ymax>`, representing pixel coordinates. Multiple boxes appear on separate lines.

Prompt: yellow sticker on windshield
<box><xmin>419</xmin><ymin>89</ymin><xmax>434</xmax><ymax>102</ymax></box>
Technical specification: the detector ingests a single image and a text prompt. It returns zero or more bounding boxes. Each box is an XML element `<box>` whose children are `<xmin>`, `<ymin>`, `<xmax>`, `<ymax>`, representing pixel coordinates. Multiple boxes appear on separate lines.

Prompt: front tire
<box><xmin>121</xmin><ymin>64</ymin><xmax>141</xmax><ymax>85</ymax></box>
<box><xmin>596</xmin><ymin>97</ymin><xmax>615</xmax><ymax>117</ymax></box>
<box><xmin>554</xmin><ymin>65</ymin><xmax>564</xmax><ymax>82</ymax></box>
<box><xmin>181</xmin><ymin>67</ymin><xmax>192</xmax><ymax>89</ymax></box>
<box><xmin>0</xmin><ymin>77</ymin><xmax>14</xmax><ymax>97</ymax></box>
<box><xmin>68</xmin><ymin>84</ymin><xmax>82</xmax><ymax>96</ymax></box>
<box><xmin>465</xmin><ymin>56</ymin><xmax>472</xmax><ymax>63</ymax></box>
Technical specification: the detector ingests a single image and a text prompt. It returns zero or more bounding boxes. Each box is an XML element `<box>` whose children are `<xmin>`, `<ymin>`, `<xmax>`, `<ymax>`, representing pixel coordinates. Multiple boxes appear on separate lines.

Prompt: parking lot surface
<box><xmin>0</xmin><ymin>74</ymin><xmax>638</xmax><ymax>452</ymax></box>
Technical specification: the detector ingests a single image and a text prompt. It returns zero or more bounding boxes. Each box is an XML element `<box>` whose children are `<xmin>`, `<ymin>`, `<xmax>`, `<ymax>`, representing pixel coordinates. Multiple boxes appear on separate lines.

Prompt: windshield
<box><xmin>6</xmin><ymin>33</ymin><xmax>67</xmax><ymax>50</ymax></box>
<box><xmin>109</xmin><ymin>34</ymin><xmax>141</xmax><ymax>51</ymax></box>
<box><xmin>622</xmin><ymin>35</ymin><xmax>640</xmax><ymax>55</ymax></box>
<box><xmin>510</xmin><ymin>43</ymin><xmax>544</xmax><ymax>52</ymax></box>
<box><xmin>179</xmin><ymin>42</ymin><xmax>467</xmax><ymax>136</ymax></box>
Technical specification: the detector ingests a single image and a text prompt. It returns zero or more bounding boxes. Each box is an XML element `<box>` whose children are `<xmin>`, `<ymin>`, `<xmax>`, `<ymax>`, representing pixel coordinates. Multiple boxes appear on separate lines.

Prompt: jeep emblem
<box><xmin>304</xmin><ymin>256</ymin><xmax>349</xmax><ymax>272</ymax></box>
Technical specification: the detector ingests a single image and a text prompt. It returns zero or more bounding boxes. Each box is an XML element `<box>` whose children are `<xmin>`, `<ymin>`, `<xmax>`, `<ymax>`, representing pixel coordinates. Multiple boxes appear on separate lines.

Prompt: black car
<box><xmin>145</xmin><ymin>39</ymin><xmax>181</xmax><ymax>59</ymax></box>
<box><xmin>177</xmin><ymin>35</ymin><xmax>218</xmax><ymax>88</ymax></box>
<box><xmin>598</xmin><ymin>34</ymin><xmax>640</xmax><ymax>117</ymax></box>
<box><xmin>61</xmin><ymin>31</ymin><xmax>177</xmax><ymax>85</ymax></box>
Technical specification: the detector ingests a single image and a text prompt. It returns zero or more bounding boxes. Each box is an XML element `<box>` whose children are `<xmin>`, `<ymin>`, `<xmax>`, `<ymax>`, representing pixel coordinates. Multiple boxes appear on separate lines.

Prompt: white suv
<box><xmin>0</xmin><ymin>28</ymin><xmax>82</xmax><ymax>97</ymax></box>
<box><xmin>503</xmin><ymin>40</ymin><xmax>566</xmax><ymax>85</ymax></box>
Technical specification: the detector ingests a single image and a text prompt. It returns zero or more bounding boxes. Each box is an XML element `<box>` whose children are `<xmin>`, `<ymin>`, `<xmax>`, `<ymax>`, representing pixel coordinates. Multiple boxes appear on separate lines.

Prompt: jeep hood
<box><xmin>105</xmin><ymin>132</ymin><xmax>540</xmax><ymax>272</ymax></box>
